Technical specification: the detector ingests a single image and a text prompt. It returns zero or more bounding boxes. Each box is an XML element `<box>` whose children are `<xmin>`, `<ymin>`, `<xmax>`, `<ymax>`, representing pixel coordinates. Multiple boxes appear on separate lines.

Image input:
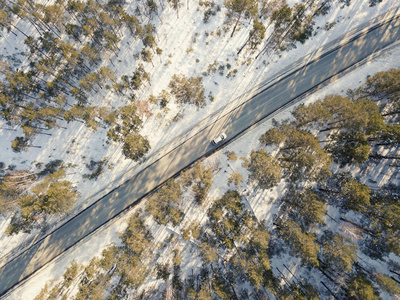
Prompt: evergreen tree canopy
<box><xmin>279</xmin><ymin>219</ymin><xmax>319</xmax><ymax>267</ymax></box>
<box><xmin>169</xmin><ymin>74</ymin><xmax>206</xmax><ymax>108</ymax></box>
<box><xmin>375</xmin><ymin>273</ymin><xmax>400</xmax><ymax>296</ymax></box>
<box><xmin>347</xmin><ymin>274</ymin><xmax>378</xmax><ymax>300</ymax></box>
<box><xmin>321</xmin><ymin>231</ymin><xmax>358</xmax><ymax>274</ymax></box>
<box><xmin>267</xmin><ymin>124</ymin><xmax>332</xmax><ymax>182</ymax></box>
<box><xmin>282</xmin><ymin>187</ymin><xmax>326</xmax><ymax>230</ymax></box>
<box><xmin>247</xmin><ymin>149</ymin><xmax>281</xmax><ymax>189</ymax></box>
<box><xmin>363</xmin><ymin>68</ymin><xmax>400</xmax><ymax>102</ymax></box>
<box><xmin>145</xmin><ymin>178</ymin><xmax>182</xmax><ymax>225</ymax></box>
<box><xmin>341</xmin><ymin>177</ymin><xmax>370</xmax><ymax>212</ymax></box>
<box><xmin>207</xmin><ymin>190</ymin><xmax>245</xmax><ymax>249</ymax></box>
<box><xmin>6</xmin><ymin>169</ymin><xmax>78</xmax><ymax>235</ymax></box>
<box><xmin>122</xmin><ymin>133</ymin><xmax>150</xmax><ymax>161</ymax></box>
<box><xmin>224</xmin><ymin>0</ymin><xmax>258</xmax><ymax>37</ymax></box>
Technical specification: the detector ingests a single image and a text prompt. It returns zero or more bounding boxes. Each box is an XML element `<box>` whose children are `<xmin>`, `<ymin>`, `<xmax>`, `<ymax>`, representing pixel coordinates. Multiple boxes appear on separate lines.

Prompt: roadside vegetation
<box><xmin>0</xmin><ymin>0</ymin><xmax>346</xmax><ymax>236</ymax></box>
<box><xmin>0</xmin><ymin>0</ymin><xmax>398</xmax><ymax>298</ymax></box>
<box><xmin>35</xmin><ymin>67</ymin><xmax>400</xmax><ymax>299</ymax></box>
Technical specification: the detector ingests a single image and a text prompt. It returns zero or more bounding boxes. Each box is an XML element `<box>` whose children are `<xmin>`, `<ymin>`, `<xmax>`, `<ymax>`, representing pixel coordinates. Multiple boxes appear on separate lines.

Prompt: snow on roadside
<box><xmin>0</xmin><ymin>0</ymin><xmax>398</xmax><ymax>258</ymax></box>
<box><xmin>7</xmin><ymin>10</ymin><xmax>400</xmax><ymax>297</ymax></box>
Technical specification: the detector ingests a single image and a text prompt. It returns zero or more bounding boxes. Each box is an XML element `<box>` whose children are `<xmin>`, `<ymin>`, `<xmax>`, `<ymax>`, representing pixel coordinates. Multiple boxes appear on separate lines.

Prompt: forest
<box><xmin>0</xmin><ymin>0</ymin><xmax>334</xmax><ymax>235</ymax></box>
<box><xmin>0</xmin><ymin>0</ymin><xmax>398</xmax><ymax>299</ymax></box>
<box><xmin>34</xmin><ymin>68</ymin><xmax>400</xmax><ymax>299</ymax></box>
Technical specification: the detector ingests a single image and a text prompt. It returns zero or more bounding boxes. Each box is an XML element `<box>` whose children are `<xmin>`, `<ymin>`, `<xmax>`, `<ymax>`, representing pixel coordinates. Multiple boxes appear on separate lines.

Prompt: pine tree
<box><xmin>11</xmin><ymin>137</ymin><xmax>35</xmax><ymax>152</ymax></box>
<box><xmin>146</xmin><ymin>0</ymin><xmax>158</xmax><ymax>19</ymax></box>
<box><xmin>41</xmin><ymin>180</ymin><xmax>78</xmax><ymax>214</ymax></box>
<box><xmin>143</xmin><ymin>33</ymin><xmax>157</xmax><ymax>50</ymax></box>
<box><xmin>120</xmin><ymin>213</ymin><xmax>152</xmax><ymax>255</ymax></box>
<box><xmin>103</xmin><ymin>31</ymin><xmax>120</xmax><ymax>53</ymax></box>
<box><xmin>326</xmin><ymin>132</ymin><xmax>372</xmax><ymax>166</ymax></box>
<box><xmin>169</xmin><ymin>74</ymin><xmax>206</xmax><ymax>108</ymax></box>
<box><xmin>341</xmin><ymin>178</ymin><xmax>370</xmax><ymax>212</ymax></box>
<box><xmin>366</xmin><ymin>193</ymin><xmax>400</xmax><ymax>256</ymax></box>
<box><xmin>119</xmin><ymin>104</ymin><xmax>143</xmax><ymax>134</ymax></box>
<box><xmin>63</xmin><ymin>261</ymin><xmax>80</xmax><ymax>288</ymax></box>
<box><xmin>247</xmin><ymin>149</ymin><xmax>281</xmax><ymax>189</ymax></box>
<box><xmin>362</xmin><ymin>68</ymin><xmax>400</xmax><ymax>102</ymax></box>
<box><xmin>273</xmin><ymin>124</ymin><xmax>332</xmax><ymax>182</ymax></box>
<box><xmin>250</xmin><ymin>224</ymin><xmax>270</xmax><ymax>252</ymax></box>
<box><xmin>0</xmin><ymin>8</ymin><xmax>14</xmax><ymax>32</ymax></box>
<box><xmin>292</xmin><ymin>93</ymin><xmax>390</xmax><ymax>166</ymax></box>
<box><xmin>212</xmin><ymin>273</ymin><xmax>235</xmax><ymax>300</ymax></box>
<box><xmin>141</xmin><ymin>48</ymin><xmax>154</xmax><ymax>66</ymax></box>
<box><xmin>207</xmin><ymin>190</ymin><xmax>245</xmax><ymax>249</ymax></box>
<box><xmin>0</xmin><ymin>170</ymin><xmax>36</xmax><ymax>215</ymax></box>
<box><xmin>168</xmin><ymin>0</ymin><xmax>180</xmax><ymax>18</ymax></box>
<box><xmin>156</xmin><ymin>47</ymin><xmax>163</xmax><ymax>62</ymax></box>
<box><xmin>122</xmin><ymin>133</ymin><xmax>151</xmax><ymax>161</ymax></box>
<box><xmin>6</xmin><ymin>169</ymin><xmax>78</xmax><ymax>234</ymax></box>
<box><xmin>321</xmin><ymin>231</ymin><xmax>358</xmax><ymax>274</ymax></box>
<box><xmin>64</xmin><ymin>104</ymin><xmax>86</xmax><ymax>123</ymax></box>
<box><xmin>283</xmin><ymin>188</ymin><xmax>326</xmax><ymax>229</ymax></box>
<box><xmin>145</xmin><ymin>178</ymin><xmax>182</xmax><ymax>224</ymax></box>
<box><xmin>156</xmin><ymin>263</ymin><xmax>171</xmax><ymax>281</ymax></box>
<box><xmin>279</xmin><ymin>219</ymin><xmax>319</xmax><ymax>267</ymax></box>
<box><xmin>237</xmin><ymin>21</ymin><xmax>266</xmax><ymax>55</ymax></box>
<box><xmin>42</xmin><ymin>4</ymin><xmax>65</xmax><ymax>34</ymax></box>
<box><xmin>81</xmin><ymin>44</ymin><xmax>100</xmax><ymax>66</ymax></box>
<box><xmin>198</xmin><ymin>285</ymin><xmax>212</xmax><ymax>300</ymax></box>
<box><xmin>227</xmin><ymin>171</ymin><xmax>243</xmax><ymax>186</ymax></box>
<box><xmin>131</xmin><ymin>65</ymin><xmax>150</xmax><ymax>90</ymax></box>
<box><xmin>121</xmin><ymin>12</ymin><xmax>142</xmax><ymax>37</ymax></box>
<box><xmin>375</xmin><ymin>274</ymin><xmax>400</xmax><ymax>296</ymax></box>
<box><xmin>190</xmin><ymin>162</ymin><xmax>213</xmax><ymax>204</ymax></box>
<box><xmin>259</xmin><ymin>127</ymin><xmax>285</xmax><ymax>146</ymax></box>
<box><xmin>271</xmin><ymin>4</ymin><xmax>292</xmax><ymax>35</ymax></box>
<box><xmin>292</xmin><ymin>99</ymin><xmax>335</xmax><ymax>129</ymax></box>
<box><xmin>259</xmin><ymin>0</ymin><xmax>285</xmax><ymax>19</ymax></box>
<box><xmin>347</xmin><ymin>274</ymin><xmax>378</xmax><ymax>300</ymax></box>
<box><xmin>224</xmin><ymin>0</ymin><xmax>258</xmax><ymax>37</ymax></box>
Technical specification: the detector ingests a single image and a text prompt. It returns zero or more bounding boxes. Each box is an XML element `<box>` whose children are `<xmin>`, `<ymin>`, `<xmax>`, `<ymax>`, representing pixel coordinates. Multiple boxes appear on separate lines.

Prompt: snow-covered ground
<box><xmin>2</xmin><ymin>0</ymin><xmax>400</xmax><ymax>298</ymax></box>
<box><xmin>11</xmin><ymin>42</ymin><xmax>400</xmax><ymax>299</ymax></box>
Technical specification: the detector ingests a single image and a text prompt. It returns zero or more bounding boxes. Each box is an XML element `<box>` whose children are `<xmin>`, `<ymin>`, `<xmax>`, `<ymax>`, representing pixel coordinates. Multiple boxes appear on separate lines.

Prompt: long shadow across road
<box><xmin>1</xmin><ymin>13</ymin><xmax>400</xmax><ymax>297</ymax></box>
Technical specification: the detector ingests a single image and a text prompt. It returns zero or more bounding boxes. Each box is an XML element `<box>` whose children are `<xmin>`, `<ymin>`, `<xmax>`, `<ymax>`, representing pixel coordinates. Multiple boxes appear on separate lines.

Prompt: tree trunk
<box><xmin>237</xmin><ymin>35</ymin><xmax>251</xmax><ymax>55</ymax></box>
<box><xmin>390</xmin><ymin>270</ymin><xmax>400</xmax><ymax>277</ymax></box>
<box><xmin>318</xmin><ymin>126</ymin><xmax>340</xmax><ymax>133</ymax></box>
<box><xmin>5</xmin><ymin>22</ymin><xmax>29</xmax><ymax>38</ymax></box>
<box><xmin>317</xmin><ymin>187</ymin><xmax>340</xmax><ymax>194</ymax></box>
<box><xmin>255</xmin><ymin>32</ymin><xmax>275</xmax><ymax>59</ymax></box>
<box><xmin>276</xmin><ymin>267</ymin><xmax>299</xmax><ymax>297</ymax></box>
<box><xmin>382</xmin><ymin>110</ymin><xmax>400</xmax><ymax>117</ymax></box>
<box><xmin>230</xmin><ymin>12</ymin><xmax>242</xmax><ymax>38</ymax></box>
<box><xmin>370</xmin><ymin>153</ymin><xmax>400</xmax><ymax>160</ymax></box>
<box><xmin>321</xmin><ymin>281</ymin><xmax>339</xmax><ymax>300</ymax></box>
<box><xmin>35</xmin><ymin>131</ymin><xmax>52</xmax><ymax>136</ymax></box>
<box><xmin>391</xmin><ymin>276</ymin><xmax>400</xmax><ymax>285</ymax></box>
<box><xmin>0</xmin><ymin>127</ymin><xmax>17</xmax><ymax>131</ymax></box>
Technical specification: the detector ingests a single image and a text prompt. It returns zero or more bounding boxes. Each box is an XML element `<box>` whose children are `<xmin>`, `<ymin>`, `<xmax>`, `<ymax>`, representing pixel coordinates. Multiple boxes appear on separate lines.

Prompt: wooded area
<box><xmin>1</xmin><ymin>0</ymin><xmax>398</xmax><ymax>298</ymax></box>
<box><xmin>34</xmin><ymin>68</ymin><xmax>400</xmax><ymax>299</ymax></box>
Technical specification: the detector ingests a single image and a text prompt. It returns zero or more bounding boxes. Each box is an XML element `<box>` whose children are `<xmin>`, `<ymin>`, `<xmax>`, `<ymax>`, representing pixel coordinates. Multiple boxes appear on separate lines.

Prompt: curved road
<box><xmin>1</xmin><ymin>13</ymin><xmax>400</xmax><ymax>297</ymax></box>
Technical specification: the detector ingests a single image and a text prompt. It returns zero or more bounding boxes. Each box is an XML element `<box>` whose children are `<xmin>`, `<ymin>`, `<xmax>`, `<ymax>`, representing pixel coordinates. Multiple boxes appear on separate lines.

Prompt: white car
<box><xmin>212</xmin><ymin>132</ymin><xmax>227</xmax><ymax>145</ymax></box>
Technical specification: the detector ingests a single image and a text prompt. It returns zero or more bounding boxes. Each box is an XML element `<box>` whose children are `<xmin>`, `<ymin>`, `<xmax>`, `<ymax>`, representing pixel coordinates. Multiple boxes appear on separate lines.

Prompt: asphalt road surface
<box><xmin>1</xmin><ymin>13</ymin><xmax>400</xmax><ymax>297</ymax></box>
